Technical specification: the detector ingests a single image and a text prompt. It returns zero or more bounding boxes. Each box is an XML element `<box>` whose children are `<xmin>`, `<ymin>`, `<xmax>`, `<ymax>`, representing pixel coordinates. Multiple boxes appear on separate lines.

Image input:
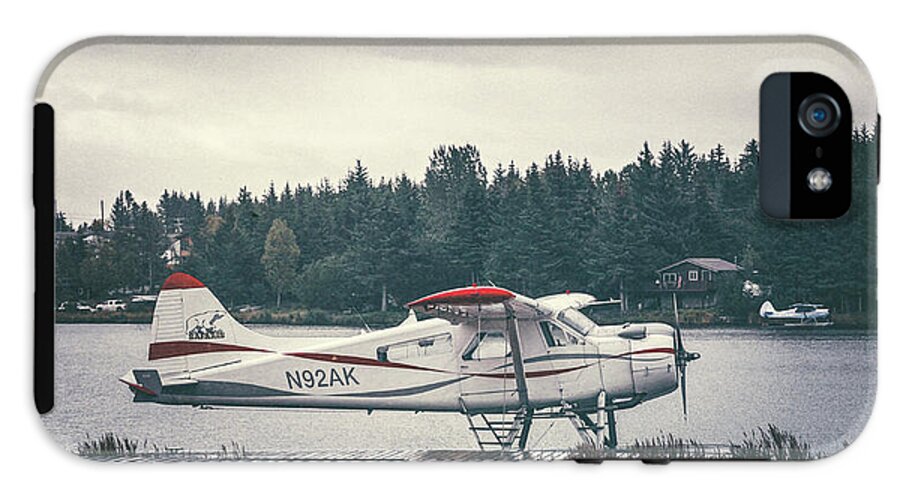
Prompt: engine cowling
<box><xmin>591</xmin><ymin>323</ymin><xmax>678</xmax><ymax>403</ymax></box>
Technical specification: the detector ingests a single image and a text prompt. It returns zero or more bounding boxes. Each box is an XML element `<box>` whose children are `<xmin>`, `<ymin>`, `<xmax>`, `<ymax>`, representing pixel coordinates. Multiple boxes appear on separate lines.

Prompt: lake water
<box><xmin>42</xmin><ymin>324</ymin><xmax>876</xmax><ymax>458</ymax></box>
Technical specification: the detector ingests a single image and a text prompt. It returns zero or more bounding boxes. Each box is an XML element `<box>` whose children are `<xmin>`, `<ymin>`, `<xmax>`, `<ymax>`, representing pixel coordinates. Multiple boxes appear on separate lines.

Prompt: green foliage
<box><xmin>261</xmin><ymin>218</ymin><xmax>300</xmax><ymax>307</ymax></box>
<box><xmin>55</xmin><ymin>133</ymin><xmax>876</xmax><ymax>314</ymax></box>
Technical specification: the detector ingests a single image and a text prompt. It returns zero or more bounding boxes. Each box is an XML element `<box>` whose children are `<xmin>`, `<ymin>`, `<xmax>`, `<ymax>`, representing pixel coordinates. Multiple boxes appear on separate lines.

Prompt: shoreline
<box><xmin>54</xmin><ymin>308</ymin><xmax>409</xmax><ymax>329</ymax></box>
<box><xmin>54</xmin><ymin>309</ymin><xmax>872</xmax><ymax>331</ymax></box>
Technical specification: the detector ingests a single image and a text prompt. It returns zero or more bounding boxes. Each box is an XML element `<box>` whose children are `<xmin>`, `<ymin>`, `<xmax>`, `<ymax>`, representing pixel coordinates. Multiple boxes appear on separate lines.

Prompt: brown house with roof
<box><xmin>653</xmin><ymin>257</ymin><xmax>743</xmax><ymax>309</ymax></box>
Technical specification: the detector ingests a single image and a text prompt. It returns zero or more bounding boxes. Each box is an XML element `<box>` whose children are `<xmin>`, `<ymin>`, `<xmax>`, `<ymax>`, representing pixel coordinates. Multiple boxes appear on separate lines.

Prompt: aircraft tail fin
<box><xmin>147</xmin><ymin>272</ymin><xmax>270</xmax><ymax>374</ymax></box>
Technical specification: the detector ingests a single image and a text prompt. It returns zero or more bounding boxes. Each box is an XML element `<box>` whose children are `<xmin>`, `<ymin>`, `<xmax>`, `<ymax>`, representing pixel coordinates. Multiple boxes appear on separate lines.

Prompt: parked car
<box><xmin>234</xmin><ymin>304</ymin><xmax>263</xmax><ymax>314</ymax></box>
<box><xmin>75</xmin><ymin>302</ymin><xmax>98</xmax><ymax>313</ymax></box>
<box><xmin>130</xmin><ymin>295</ymin><xmax>158</xmax><ymax>304</ymax></box>
<box><xmin>76</xmin><ymin>302</ymin><xmax>98</xmax><ymax>313</ymax></box>
<box><xmin>59</xmin><ymin>301</ymin><xmax>98</xmax><ymax>313</ymax></box>
<box><xmin>96</xmin><ymin>299</ymin><xmax>127</xmax><ymax>312</ymax></box>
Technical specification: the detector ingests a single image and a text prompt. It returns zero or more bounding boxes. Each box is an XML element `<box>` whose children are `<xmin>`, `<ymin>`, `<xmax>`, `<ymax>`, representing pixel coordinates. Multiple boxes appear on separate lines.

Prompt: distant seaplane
<box><xmin>120</xmin><ymin>272</ymin><xmax>700</xmax><ymax>450</ymax></box>
<box><xmin>759</xmin><ymin>301</ymin><xmax>833</xmax><ymax>327</ymax></box>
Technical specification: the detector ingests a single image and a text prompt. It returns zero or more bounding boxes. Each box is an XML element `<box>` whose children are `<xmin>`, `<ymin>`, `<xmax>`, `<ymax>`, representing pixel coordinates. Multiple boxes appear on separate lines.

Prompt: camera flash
<box><xmin>807</xmin><ymin>167</ymin><xmax>833</xmax><ymax>193</ymax></box>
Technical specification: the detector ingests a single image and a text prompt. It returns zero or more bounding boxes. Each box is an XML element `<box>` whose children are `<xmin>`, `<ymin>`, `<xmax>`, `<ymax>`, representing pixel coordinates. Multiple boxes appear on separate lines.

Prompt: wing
<box><xmin>535</xmin><ymin>292</ymin><xmax>599</xmax><ymax>312</ymax></box>
<box><xmin>406</xmin><ymin>286</ymin><xmax>549</xmax><ymax>321</ymax></box>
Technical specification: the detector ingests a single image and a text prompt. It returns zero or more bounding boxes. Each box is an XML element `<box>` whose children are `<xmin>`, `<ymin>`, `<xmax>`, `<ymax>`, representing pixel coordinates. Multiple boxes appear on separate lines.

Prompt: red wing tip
<box><xmin>406</xmin><ymin>286</ymin><xmax>515</xmax><ymax>308</ymax></box>
<box><xmin>161</xmin><ymin>272</ymin><xmax>205</xmax><ymax>291</ymax></box>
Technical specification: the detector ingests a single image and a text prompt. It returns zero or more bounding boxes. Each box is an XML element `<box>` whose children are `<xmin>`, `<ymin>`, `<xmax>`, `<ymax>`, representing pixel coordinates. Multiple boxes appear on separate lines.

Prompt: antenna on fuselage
<box><xmin>350</xmin><ymin>305</ymin><xmax>372</xmax><ymax>333</ymax></box>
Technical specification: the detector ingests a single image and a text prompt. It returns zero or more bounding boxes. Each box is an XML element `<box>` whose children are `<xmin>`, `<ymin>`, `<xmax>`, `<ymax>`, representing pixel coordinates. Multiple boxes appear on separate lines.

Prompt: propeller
<box><xmin>673</xmin><ymin>324</ymin><xmax>701</xmax><ymax>418</ymax></box>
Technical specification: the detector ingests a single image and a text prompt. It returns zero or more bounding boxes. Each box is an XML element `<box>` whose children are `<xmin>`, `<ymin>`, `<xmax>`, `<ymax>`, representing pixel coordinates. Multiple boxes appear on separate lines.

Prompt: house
<box><xmin>654</xmin><ymin>257</ymin><xmax>743</xmax><ymax>309</ymax></box>
<box><xmin>162</xmin><ymin>236</ymin><xmax>193</xmax><ymax>269</ymax></box>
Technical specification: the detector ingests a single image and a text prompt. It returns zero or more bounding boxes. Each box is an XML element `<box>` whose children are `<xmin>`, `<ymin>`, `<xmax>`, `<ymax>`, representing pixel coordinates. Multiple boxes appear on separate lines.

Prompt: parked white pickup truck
<box><xmin>96</xmin><ymin>299</ymin><xmax>127</xmax><ymax>312</ymax></box>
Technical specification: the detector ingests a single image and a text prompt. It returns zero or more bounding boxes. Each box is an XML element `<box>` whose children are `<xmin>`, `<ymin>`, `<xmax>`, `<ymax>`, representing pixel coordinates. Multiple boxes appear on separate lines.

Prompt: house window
<box><xmin>377</xmin><ymin>333</ymin><xmax>453</xmax><ymax>362</ymax></box>
<box><xmin>688</xmin><ymin>270</ymin><xmax>699</xmax><ymax>282</ymax></box>
<box><xmin>702</xmin><ymin>270</ymin><xmax>712</xmax><ymax>281</ymax></box>
<box><xmin>663</xmin><ymin>273</ymin><xmax>677</xmax><ymax>285</ymax></box>
<box><xmin>463</xmin><ymin>330</ymin><xmax>510</xmax><ymax>361</ymax></box>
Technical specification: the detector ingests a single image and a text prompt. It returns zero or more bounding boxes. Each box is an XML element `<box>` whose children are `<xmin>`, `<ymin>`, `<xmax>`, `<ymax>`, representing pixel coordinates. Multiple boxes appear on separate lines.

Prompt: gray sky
<box><xmin>41</xmin><ymin>40</ymin><xmax>875</xmax><ymax>223</ymax></box>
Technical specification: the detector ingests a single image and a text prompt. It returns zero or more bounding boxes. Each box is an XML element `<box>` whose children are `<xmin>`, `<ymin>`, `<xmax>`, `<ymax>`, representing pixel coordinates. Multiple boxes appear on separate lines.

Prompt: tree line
<box><xmin>55</xmin><ymin>129</ymin><xmax>876</xmax><ymax>316</ymax></box>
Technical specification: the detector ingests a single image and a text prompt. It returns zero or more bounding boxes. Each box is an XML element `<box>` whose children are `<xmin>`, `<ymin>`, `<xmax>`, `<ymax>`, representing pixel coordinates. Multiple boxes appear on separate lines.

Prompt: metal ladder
<box><xmin>460</xmin><ymin>399</ymin><xmax>529</xmax><ymax>451</ymax></box>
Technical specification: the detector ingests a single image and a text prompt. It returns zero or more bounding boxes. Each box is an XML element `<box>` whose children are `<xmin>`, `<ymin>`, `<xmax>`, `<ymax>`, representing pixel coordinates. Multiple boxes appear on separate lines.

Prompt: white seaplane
<box><xmin>121</xmin><ymin>272</ymin><xmax>699</xmax><ymax>450</ymax></box>
<box><xmin>758</xmin><ymin>301</ymin><xmax>833</xmax><ymax>327</ymax></box>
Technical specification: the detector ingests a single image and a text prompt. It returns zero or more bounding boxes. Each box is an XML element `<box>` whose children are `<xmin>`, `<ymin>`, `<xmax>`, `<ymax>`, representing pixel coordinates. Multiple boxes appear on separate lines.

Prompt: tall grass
<box><xmin>571</xmin><ymin>424</ymin><xmax>815</xmax><ymax>461</ymax></box>
<box><xmin>77</xmin><ymin>433</ymin><xmax>251</xmax><ymax>460</ymax></box>
<box><xmin>728</xmin><ymin>423</ymin><xmax>813</xmax><ymax>460</ymax></box>
<box><xmin>77</xmin><ymin>432</ymin><xmax>140</xmax><ymax>456</ymax></box>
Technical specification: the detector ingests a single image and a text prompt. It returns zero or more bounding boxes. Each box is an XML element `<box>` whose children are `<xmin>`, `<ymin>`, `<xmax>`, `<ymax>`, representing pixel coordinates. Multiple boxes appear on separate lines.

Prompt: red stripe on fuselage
<box><xmin>146</xmin><ymin>342</ymin><xmax>672</xmax><ymax>380</ymax></box>
<box><xmin>477</xmin><ymin>364</ymin><xmax>592</xmax><ymax>379</ymax></box>
<box><xmin>148</xmin><ymin>341</ymin><xmax>272</xmax><ymax>361</ymax></box>
<box><xmin>147</xmin><ymin>343</ymin><xmax>590</xmax><ymax>379</ymax></box>
<box><xmin>285</xmin><ymin>351</ymin><xmax>438</xmax><ymax>373</ymax></box>
<box><xmin>287</xmin><ymin>351</ymin><xmax>589</xmax><ymax>379</ymax></box>
<box><xmin>612</xmin><ymin>347</ymin><xmax>675</xmax><ymax>359</ymax></box>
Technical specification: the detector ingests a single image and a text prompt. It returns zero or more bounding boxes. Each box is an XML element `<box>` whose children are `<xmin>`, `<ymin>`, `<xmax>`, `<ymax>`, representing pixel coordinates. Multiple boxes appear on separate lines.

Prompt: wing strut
<box><xmin>503</xmin><ymin>302</ymin><xmax>533</xmax><ymax>449</ymax></box>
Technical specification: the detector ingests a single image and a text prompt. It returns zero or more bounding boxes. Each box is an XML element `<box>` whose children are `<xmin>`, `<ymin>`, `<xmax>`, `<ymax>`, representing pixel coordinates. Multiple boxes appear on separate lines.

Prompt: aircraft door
<box><xmin>458</xmin><ymin>324</ymin><xmax>520</xmax><ymax>412</ymax></box>
<box><xmin>539</xmin><ymin>320</ymin><xmax>598</xmax><ymax>404</ymax></box>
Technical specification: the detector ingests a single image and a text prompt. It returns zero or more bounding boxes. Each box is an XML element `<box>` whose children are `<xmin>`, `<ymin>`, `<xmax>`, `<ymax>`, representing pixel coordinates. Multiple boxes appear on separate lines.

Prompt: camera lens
<box><xmin>807</xmin><ymin>167</ymin><xmax>833</xmax><ymax>193</ymax></box>
<box><xmin>798</xmin><ymin>93</ymin><xmax>841</xmax><ymax>137</ymax></box>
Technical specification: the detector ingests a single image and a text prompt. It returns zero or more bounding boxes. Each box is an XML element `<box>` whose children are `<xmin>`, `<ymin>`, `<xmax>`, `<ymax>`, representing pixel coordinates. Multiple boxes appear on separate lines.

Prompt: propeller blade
<box><xmin>674</xmin><ymin>323</ymin><xmax>685</xmax><ymax>353</ymax></box>
<box><xmin>679</xmin><ymin>361</ymin><xmax>688</xmax><ymax>419</ymax></box>
<box><xmin>672</xmin><ymin>324</ymin><xmax>697</xmax><ymax>420</ymax></box>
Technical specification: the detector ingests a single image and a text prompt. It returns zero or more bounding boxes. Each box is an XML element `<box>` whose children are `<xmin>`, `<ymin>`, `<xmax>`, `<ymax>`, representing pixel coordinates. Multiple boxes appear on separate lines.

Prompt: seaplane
<box><xmin>120</xmin><ymin>272</ymin><xmax>700</xmax><ymax>451</ymax></box>
<box><xmin>758</xmin><ymin>301</ymin><xmax>833</xmax><ymax>327</ymax></box>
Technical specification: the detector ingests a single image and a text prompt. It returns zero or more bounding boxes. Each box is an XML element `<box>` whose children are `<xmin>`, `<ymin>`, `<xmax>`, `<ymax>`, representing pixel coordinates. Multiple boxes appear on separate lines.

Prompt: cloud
<box><xmin>42</xmin><ymin>41</ymin><xmax>875</xmax><ymax>222</ymax></box>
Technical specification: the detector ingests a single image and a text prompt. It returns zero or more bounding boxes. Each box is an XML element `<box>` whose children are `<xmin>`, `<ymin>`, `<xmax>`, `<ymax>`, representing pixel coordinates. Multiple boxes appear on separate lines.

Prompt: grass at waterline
<box><xmin>56</xmin><ymin>306</ymin><xmax>871</xmax><ymax>330</ymax></box>
<box><xmin>79</xmin><ymin>425</ymin><xmax>813</xmax><ymax>461</ymax></box>
<box><xmin>56</xmin><ymin>310</ymin><xmax>154</xmax><ymax>324</ymax></box>
<box><xmin>623</xmin><ymin>308</ymin><xmax>870</xmax><ymax>329</ymax></box>
<box><xmin>729</xmin><ymin>424</ymin><xmax>813</xmax><ymax>460</ymax></box>
<box><xmin>570</xmin><ymin>424</ymin><xmax>815</xmax><ymax>461</ymax></box>
<box><xmin>239</xmin><ymin>307</ymin><xmax>407</xmax><ymax>328</ymax></box>
<box><xmin>77</xmin><ymin>433</ymin><xmax>249</xmax><ymax>460</ymax></box>
<box><xmin>55</xmin><ymin>307</ymin><xmax>408</xmax><ymax>328</ymax></box>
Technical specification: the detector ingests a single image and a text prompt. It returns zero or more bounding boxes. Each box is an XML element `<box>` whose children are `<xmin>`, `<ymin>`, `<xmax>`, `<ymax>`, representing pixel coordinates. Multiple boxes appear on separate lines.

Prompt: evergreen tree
<box><xmin>53</xmin><ymin>131</ymin><xmax>876</xmax><ymax>318</ymax></box>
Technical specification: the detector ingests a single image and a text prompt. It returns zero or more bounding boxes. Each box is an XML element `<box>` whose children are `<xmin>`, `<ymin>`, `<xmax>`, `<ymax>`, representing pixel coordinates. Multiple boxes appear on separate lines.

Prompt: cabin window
<box><xmin>377</xmin><ymin>333</ymin><xmax>452</xmax><ymax>362</ymax></box>
<box><xmin>688</xmin><ymin>270</ymin><xmax>699</xmax><ymax>282</ymax></box>
<box><xmin>463</xmin><ymin>330</ymin><xmax>510</xmax><ymax>361</ymax></box>
<box><xmin>663</xmin><ymin>273</ymin><xmax>677</xmax><ymax>284</ymax></box>
<box><xmin>558</xmin><ymin>309</ymin><xmax>597</xmax><ymax>336</ymax></box>
<box><xmin>702</xmin><ymin>270</ymin><xmax>712</xmax><ymax>281</ymax></box>
<box><xmin>540</xmin><ymin>321</ymin><xmax>568</xmax><ymax>347</ymax></box>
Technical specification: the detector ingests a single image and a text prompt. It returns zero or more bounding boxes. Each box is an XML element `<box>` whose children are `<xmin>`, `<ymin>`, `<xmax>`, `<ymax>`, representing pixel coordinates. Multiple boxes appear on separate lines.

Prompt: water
<box><xmin>42</xmin><ymin>324</ymin><xmax>876</xmax><ymax>457</ymax></box>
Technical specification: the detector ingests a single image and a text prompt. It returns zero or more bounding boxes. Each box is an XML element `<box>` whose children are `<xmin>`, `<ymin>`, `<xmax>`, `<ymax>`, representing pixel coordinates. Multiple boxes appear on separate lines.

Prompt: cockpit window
<box><xmin>558</xmin><ymin>309</ymin><xmax>598</xmax><ymax>335</ymax></box>
<box><xmin>539</xmin><ymin>321</ymin><xmax>568</xmax><ymax>347</ymax></box>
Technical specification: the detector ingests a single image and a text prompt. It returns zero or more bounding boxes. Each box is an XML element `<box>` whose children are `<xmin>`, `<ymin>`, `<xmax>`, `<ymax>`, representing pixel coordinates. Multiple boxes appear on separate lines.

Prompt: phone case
<box><xmin>34</xmin><ymin>37</ymin><xmax>878</xmax><ymax>462</ymax></box>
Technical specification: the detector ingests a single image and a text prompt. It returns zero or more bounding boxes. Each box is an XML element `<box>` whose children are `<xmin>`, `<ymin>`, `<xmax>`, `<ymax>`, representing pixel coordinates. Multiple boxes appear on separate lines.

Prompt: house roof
<box><xmin>656</xmin><ymin>257</ymin><xmax>743</xmax><ymax>273</ymax></box>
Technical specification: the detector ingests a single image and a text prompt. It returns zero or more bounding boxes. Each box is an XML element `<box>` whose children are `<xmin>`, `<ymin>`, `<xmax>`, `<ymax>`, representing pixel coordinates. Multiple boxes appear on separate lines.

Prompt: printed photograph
<box><xmin>41</xmin><ymin>40</ymin><xmax>877</xmax><ymax>460</ymax></box>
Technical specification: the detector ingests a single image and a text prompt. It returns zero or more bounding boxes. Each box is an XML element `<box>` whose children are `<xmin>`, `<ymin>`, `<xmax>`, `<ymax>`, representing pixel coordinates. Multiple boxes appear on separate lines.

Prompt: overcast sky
<box><xmin>40</xmin><ymin>40</ymin><xmax>875</xmax><ymax>223</ymax></box>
